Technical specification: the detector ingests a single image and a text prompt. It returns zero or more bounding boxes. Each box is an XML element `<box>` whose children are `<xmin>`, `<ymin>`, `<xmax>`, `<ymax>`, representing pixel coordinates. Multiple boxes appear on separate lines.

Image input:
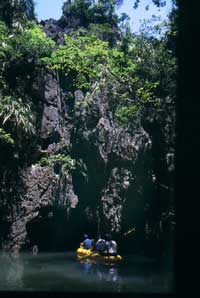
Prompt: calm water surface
<box><xmin>0</xmin><ymin>252</ymin><xmax>173</xmax><ymax>293</ymax></box>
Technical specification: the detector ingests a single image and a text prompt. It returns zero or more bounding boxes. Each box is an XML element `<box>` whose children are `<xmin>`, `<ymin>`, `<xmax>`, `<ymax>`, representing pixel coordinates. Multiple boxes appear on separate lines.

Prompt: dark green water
<box><xmin>0</xmin><ymin>252</ymin><xmax>173</xmax><ymax>293</ymax></box>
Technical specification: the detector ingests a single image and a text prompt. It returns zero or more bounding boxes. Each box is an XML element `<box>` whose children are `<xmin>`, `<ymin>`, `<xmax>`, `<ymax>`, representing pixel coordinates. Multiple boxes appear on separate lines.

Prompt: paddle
<box><xmin>123</xmin><ymin>227</ymin><xmax>136</xmax><ymax>237</ymax></box>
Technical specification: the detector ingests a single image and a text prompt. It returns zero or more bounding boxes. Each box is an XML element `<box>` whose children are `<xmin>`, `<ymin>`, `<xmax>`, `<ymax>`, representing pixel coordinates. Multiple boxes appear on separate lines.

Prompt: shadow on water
<box><xmin>0</xmin><ymin>251</ymin><xmax>174</xmax><ymax>293</ymax></box>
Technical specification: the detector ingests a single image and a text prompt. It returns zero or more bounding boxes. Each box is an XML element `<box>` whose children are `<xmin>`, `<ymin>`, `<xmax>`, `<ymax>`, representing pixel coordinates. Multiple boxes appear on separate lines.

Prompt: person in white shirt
<box><xmin>105</xmin><ymin>234</ymin><xmax>118</xmax><ymax>256</ymax></box>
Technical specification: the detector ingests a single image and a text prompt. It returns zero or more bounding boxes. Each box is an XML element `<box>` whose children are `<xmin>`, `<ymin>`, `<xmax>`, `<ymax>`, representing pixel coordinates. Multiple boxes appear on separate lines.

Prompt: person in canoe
<box><xmin>77</xmin><ymin>233</ymin><xmax>122</xmax><ymax>262</ymax></box>
<box><xmin>104</xmin><ymin>234</ymin><xmax>118</xmax><ymax>256</ymax></box>
<box><xmin>95</xmin><ymin>236</ymin><xmax>106</xmax><ymax>255</ymax></box>
<box><xmin>82</xmin><ymin>234</ymin><xmax>92</xmax><ymax>250</ymax></box>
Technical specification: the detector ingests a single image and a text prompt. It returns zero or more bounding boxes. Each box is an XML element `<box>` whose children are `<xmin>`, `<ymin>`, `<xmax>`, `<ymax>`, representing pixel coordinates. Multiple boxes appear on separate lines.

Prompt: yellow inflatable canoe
<box><xmin>76</xmin><ymin>247</ymin><xmax>122</xmax><ymax>262</ymax></box>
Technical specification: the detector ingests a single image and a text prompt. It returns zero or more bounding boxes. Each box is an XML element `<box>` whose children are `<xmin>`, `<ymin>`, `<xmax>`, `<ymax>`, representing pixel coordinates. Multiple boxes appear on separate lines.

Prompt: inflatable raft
<box><xmin>76</xmin><ymin>247</ymin><xmax>122</xmax><ymax>262</ymax></box>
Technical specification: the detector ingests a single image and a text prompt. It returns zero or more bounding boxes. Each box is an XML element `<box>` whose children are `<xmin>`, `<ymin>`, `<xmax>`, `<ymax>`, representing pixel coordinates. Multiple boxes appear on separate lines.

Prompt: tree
<box><xmin>0</xmin><ymin>18</ymin><xmax>54</xmax><ymax>145</ymax></box>
<box><xmin>62</xmin><ymin>0</ymin><xmax>120</xmax><ymax>26</ymax></box>
<box><xmin>43</xmin><ymin>33</ymin><xmax>111</xmax><ymax>90</ymax></box>
<box><xmin>0</xmin><ymin>0</ymin><xmax>35</xmax><ymax>27</ymax></box>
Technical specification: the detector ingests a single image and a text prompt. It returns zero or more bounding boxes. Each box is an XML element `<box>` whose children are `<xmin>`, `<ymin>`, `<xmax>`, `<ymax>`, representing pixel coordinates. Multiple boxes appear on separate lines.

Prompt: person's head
<box><xmin>84</xmin><ymin>234</ymin><xmax>88</xmax><ymax>239</ymax></box>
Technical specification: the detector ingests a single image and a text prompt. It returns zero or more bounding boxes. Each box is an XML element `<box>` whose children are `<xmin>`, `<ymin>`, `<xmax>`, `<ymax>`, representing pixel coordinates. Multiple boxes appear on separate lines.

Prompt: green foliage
<box><xmin>63</xmin><ymin>0</ymin><xmax>92</xmax><ymax>16</ymax></box>
<box><xmin>0</xmin><ymin>20</ymin><xmax>55</xmax><ymax>82</ymax></box>
<box><xmin>0</xmin><ymin>94</ymin><xmax>36</xmax><ymax>136</ymax></box>
<box><xmin>62</xmin><ymin>0</ymin><xmax>121</xmax><ymax>46</ymax></box>
<box><xmin>133</xmin><ymin>0</ymin><xmax>168</xmax><ymax>9</ymax></box>
<box><xmin>89</xmin><ymin>0</ymin><xmax>117</xmax><ymax>23</ymax></box>
<box><xmin>0</xmin><ymin>21</ymin><xmax>10</xmax><ymax>55</ymax></box>
<box><xmin>38</xmin><ymin>154</ymin><xmax>76</xmax><ymax>172</ymax></box>
<box><xmin>115</xmin><ymin>104</ymin><xmax>140</xmax><ymax>128</ymax></box>
<box><xmin>112</xmin><ymin>17</ymin><xmax>176</xmax><ymax>127</ymax></box>
<box><xmin>0</xmin><ymin>127</ymin><xmax>14</xmax><ymax>145</ymax></box>
<box><xmin>8</xmin><ymin>22</ymin><xmax>55</xmax><ymax>64</ymax></box>
<box><xmin>0</xmin><ymin>0</ymin><xmax>35</xmax><ymax>28</ymax></box>
<box><xmin>43</xmin><ymin>16</ymin><xmax>172</xmax><ymax>129</ymax></box>
<box><xmin>43</xmin><ymin>10</ymin><xmax>176</xmax><ymax>131</ymax></box>
<box><xmin>136</xmin><ymin>82</ymin><xmax>160</xmax><ymax>103</ymax></box>
<box><xmin>132</xmin><ymin>35</ymin><xmax>176</xmax><ymax>98</ymax></box>
<box><xmin>43</xmin><ymin>33</ymin><xmax>110</xmax><ymax>90</ymax></box>
<box><xmin>63</xmin><ymin>0</ymin><xmax>119</xmax><ymax>26</ymax></box>
<box><xmin>44</xmin><ymin>31</ymin><xmax>138</xmax><ymax>92</ymax></box>
<box><xmin>0</xmin><ymin>21</ymin><xmax>12</xmax><ymax>75</ymax></box>
<box><xmin>0</xmin><ymin>0</ymin><xmax>176</xmax><ymax>140</ymax></box>
<box><xmin>0</xmin><ymin>19</ymin><xmax>54</xmax><ymax>143</ymax></box>
<box><xmin>87</xmin><ymin>23</ymin><xmax>116</xmax><ymax>41</ymax></box>
<box><xmin>22</xmin><ymin>0</ymin><xmax>35</xmax><ymax>20</ymax></box>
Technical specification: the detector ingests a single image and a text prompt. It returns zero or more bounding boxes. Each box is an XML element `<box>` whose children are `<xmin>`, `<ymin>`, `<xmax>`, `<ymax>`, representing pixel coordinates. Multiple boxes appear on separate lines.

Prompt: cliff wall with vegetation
<box><xmin>0</xmin><ymin>0</ymin><xmax>176</xmax><ymax>257</ymax></box>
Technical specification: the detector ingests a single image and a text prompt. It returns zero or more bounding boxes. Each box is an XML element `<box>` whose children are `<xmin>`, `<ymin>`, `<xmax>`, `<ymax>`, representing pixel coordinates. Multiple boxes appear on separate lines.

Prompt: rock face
<box><xmin>0</xmin><ymin>69</ymin><xmax>75</xmax><ymax>250</ymax></box>
<box><xmin>71</xmin><ymin>83</ymin><xmax>152</xmax><ymax>242</ymax></box>
<box><xmin>0</xmin><ymin>66</ymin><xmax>154</xmax><ymax>252</ymax></box>
<box><xmin>0</xmin><ymin>67</ymin><xmax>174</xmax><ymax>254</ymax></box>
<box><xmin>0</xmin><ymin>5</ymin><xmax>175</xmax><ymax>255</ymax></box>
<box><xmin>41</xmin><ymin>1</ymin><xmax>121</xmax><ymax>47</ymax></box>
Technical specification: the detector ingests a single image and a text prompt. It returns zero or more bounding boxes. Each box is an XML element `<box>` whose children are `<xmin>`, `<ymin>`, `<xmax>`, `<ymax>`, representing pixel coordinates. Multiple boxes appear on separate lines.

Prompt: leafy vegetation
<box><xmin>0</xmin><ymin>94</ymin><xmax>36</xmax><ymax>137</ymax></box>
<box><xmin>43</xmin><ymin>33</ymin><xmax>111</xmax><ymax>90</ymax></box>
<box><xmin>43</xmin><ymin>1</ymin><xmax>176</xmax><ymax>130</ymax></box>
<box><xmin>38</xmin><ymin>154</ymin><xmax>76</xmax><ymax>172</ymax></box>
<box><xmin>63</xmin><ymin>0</ymin><xmax>121</xmax><ymax>25</ymax></box>
<box><xmin>0</xmin><ymin>0</ymin><xmax>35</xmax><ymax>27</ymax></box>
<box><xmin>0</xmin><ymin>21</ymin><xmax>55</xmax><ymax>75</ymax></box>
<box><xmin>0</xmin><ymin>19</ymin><xmax>55</xmax><ymax>146</ymax></box>
<box><xmin>0</xmin><ymin>127</ymin><xmax>14</xmax><ymax>145</ymax></box>
<box><xmin>0</xmin><ymin>0</ymin><xmax>176</xmax><ymax>142</ymax></box>
<box><xmin>9</xmin><ymin>22</ymin><xmax>55</xmax><ymax>63</ymax></box>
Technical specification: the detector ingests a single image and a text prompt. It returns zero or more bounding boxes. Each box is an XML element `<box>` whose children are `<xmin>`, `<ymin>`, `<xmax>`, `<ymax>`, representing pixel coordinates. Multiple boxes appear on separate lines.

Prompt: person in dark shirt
<box><xmin>95</xmin><ymin>236</ymin><xmax>106</xmax><ymax>255</ymax></box>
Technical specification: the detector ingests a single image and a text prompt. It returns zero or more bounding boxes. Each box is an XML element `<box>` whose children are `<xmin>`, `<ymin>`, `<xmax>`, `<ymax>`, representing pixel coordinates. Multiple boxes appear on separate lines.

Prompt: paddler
<box><xmin>95</xmin><ymin>236</ymin><xmax>106</xmax><ymax>255</ymax></box>
<box><xmin>83</xmin><ymin>234</ymin><xmax>92</xmax><ymax>250</ymax></box>
<box><xmin>105</xmin><ymin>234</ymin><xmax>118</xmax><ymax>256</ymax></box>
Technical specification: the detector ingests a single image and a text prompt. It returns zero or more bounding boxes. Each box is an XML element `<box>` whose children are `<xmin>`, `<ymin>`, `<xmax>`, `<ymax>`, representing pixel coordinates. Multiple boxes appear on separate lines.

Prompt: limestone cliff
<box><xmin>0</xmin><ymin>2</ymin><xmax>175</xmax><ymax>256</ymax></box>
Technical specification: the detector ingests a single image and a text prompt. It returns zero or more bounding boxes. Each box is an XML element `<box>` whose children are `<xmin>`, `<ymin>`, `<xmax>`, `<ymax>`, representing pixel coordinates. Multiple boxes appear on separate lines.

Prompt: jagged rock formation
<box><xmin>41</xmin><ymin>0</ymin><xmax>121</xmax><ymax>47</ymax></box>
<box><xmin>71</xmin><ymin>82</ymin><xmax>152</xmax><ymax>240</ymax></box>
<box><xmin>0</xmin><ymin>2</ymin><xmax>175</xmax><ymax>256</ymax></box>
<box><xmin>0</xmin><ymin>69</ymin><xmax>78</xmax><ymax>251</ymax></box>
<box><xmin>0</xmin><ymin>64</ymin><xmax>154</xmax><ymax>252</ymax></box>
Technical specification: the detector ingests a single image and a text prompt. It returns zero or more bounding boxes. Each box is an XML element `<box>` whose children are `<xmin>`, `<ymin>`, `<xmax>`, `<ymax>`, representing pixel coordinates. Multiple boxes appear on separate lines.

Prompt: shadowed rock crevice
<box><xmin>25</xmin><ymin>207</ymin><xmax>70</xmax><ymax>251</ymax></box>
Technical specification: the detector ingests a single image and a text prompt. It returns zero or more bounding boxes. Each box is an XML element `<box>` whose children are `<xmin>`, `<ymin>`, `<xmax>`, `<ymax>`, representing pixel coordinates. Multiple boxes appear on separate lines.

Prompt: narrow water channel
<box><xmin>0</xmin><ymin>252</ymin><xmax>174</xmax><ymax>293</ymax></box>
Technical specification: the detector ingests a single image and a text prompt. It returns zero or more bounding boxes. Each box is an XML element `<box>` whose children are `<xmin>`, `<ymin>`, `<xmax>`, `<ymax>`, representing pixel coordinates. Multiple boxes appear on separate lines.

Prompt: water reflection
<box><xmin>77</xmin><ymin>258</ymin><xmax>122</xmax><ymax>292</ymax></box>
<box><xmin>0</xmin><ymin>252</ymin><xmax>173</xmax><ymax>293</ymax></box>
<box><xmin>0</xmin><ymin>251</ymin><xmax>24</xmax><ymax>290</ymax></box>
<box><xmin>80</xmin><ymin>260</ymin><xmax>93</xmax><ymax>273</ymax></box>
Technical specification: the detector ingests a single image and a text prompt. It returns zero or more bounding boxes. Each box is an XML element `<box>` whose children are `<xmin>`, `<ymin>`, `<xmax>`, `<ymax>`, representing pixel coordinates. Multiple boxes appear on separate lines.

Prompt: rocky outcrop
<box><xmin>0</xmin><ymin>4</ymin><xmax>174</xmax><ymax>255</ymax></box>
<box><xmin>41</xmin><ymin>1</ymin><xmax>121</xmax><ymax>47</ymax></box>
<box><xmin>0</xmin><ymin>69</ymin><xmax>77</xmax><ymax>251</ymax></box>
<box><xmin>0</xmin><ymin>66</ymin><xmax>155</xmax><ymax>251</ymax></box>
<box><xmin>70</xmin><ymin>82</ymin><xmax>153</xmax><ymax>243</ymax></box>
